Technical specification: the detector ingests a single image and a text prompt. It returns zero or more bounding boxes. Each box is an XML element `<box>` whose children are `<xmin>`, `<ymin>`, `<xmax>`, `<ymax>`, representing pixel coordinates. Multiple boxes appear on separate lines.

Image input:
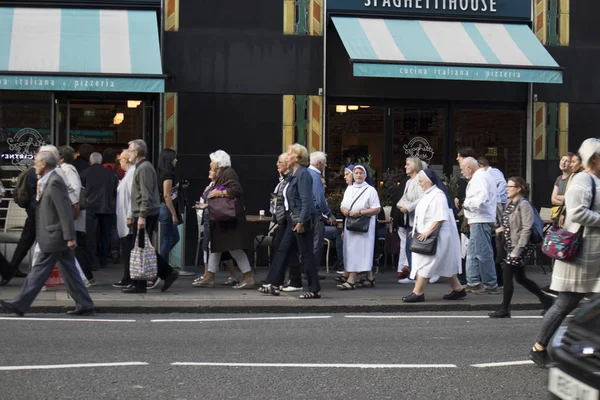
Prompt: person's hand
<box><xmin>172</xmin><ymin>214</ymin><xmax>179</xmax><ymax>226</ymax></box>
<box><xmin>198</xmin><ymin>203</ymin><xmax>208</xmax><ymax>210</ymax></box>
<box><xmin>72</xmin><ymin>203</ymin><xmax>80</xmax><ymax>220</ymax></box>
<box><xmin>417</xmin><ymin>232</ymin><xmax>430</xmax><ymax>241</ymax></box>
<box><xmin>496</xmin><ymin>227</ymin><xmax>504</xmax><ymax>235</ymax></box>
<box><xmin>349</xmin><ymin>210</ymin><xmax>360</xmax><ymax>218</ymax></box>
<box><xmin>207</xmin><ymin>190</ymin><xmax>221</xmax><ymax>199</ymax></box>
<box><xmin>126</xmin><ymin>218</ymin><xmax>133</xmax><ymax>227</ymax></box>
<box><xmin>328</xmin><ymin>216</ymin><xmax>337</xmax><ymax>226</ymax></box>
<box><xmin>138</xmin><ymin>217</ymin><xmax>146</xmax><ymax>229</ymax></box>
<box><xmin>454</xmin><ymin>198</ymin><xmax>460</xmax><ymax>209</ymax></box>
<box><xmin>399</xmin><ymin>205</ymin><xmax>408</xmax><ymax>213</ymax></box>
<box><xmin>559</xmin><ymin>214</ymin><xmax>565</xmax><ymax>227</ymax></box>
<box><xmin>294</xmin><ymin>222</ymin><xmax>304</xmax><ymax>233</ymax></box>
<box><xmin>67</xmin><ymin>240</ymin><xmax>77</xmax><ymax>250</ymax></box>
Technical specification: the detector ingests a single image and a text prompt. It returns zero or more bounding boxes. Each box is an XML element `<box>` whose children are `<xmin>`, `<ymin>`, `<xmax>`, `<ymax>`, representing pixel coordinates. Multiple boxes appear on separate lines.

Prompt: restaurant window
<box><xmin>392</xmin><ymin>107</ymin><xmax>447</xmax><ymax>176</ymax></box>
<box><xmin>453</xmin><ymin>108</ymin><xmax>527</xmax><ymax>179</ymax></box>
<box><xmin>327</xmin><ymin>105</ymin><xmax>385</xmax><ymax>191</ymax></box>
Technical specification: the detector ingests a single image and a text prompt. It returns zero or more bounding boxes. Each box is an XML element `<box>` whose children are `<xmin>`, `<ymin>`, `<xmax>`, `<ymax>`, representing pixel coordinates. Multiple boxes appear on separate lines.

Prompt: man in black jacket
<box><xmin>73</xmin><ymin>144</ymin><xmax>94</xmax><ymax>175</ymax></box>
<box><xmin>80</xmin><ymin>152</ymin><xmax>117</xmax><ymax>269</ymax></box>
<box><xmin>1</xmin><ymin>168</ymin><xmax>37</xmax><ymax>286</ymax></box>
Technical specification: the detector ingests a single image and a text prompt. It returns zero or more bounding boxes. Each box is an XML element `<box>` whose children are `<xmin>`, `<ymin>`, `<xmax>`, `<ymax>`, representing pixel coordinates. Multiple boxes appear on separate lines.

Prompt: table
<box><xmin>246</xmin><ymin>215</ymin><xmax>271</xmax><ymax>223</ymax></box>
<box><xmin>246</xmin><ymin>215</ymin><xmax>274</xmax><ymax>268</ymax></box>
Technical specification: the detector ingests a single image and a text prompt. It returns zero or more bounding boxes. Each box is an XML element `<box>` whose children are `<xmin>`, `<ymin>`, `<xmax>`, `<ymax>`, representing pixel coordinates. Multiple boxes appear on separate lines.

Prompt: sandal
<box><xmin>258</xmin><ymin>285</ymin><xmax>280</xmax><ymax>296</ymax></box>
<box><xmin>357</xmin><ymin>278</ymin><xmax>375</xmax><ymax>288</ymax></box>
<box><xmin>337</xmin><ymin>281</ymin><xmax>355</xmax><ymax>290</ymax></box>
<box><xmin>334</xmin><ymin>276</ymin><xmax>347</xmax><ymax>284</ymax></box>
<box><xmin>221</xmin><ymin>277</ymin><xmax>240</xmax><ymax>286</ymax></box>
<box><xmin>299</xmin><ymin>291</ymin><xmax>321</xmax><ymax>299</ymax></box>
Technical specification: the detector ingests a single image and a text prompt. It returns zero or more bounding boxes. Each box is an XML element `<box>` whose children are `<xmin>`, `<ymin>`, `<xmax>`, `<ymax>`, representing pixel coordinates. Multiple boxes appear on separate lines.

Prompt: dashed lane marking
<box><xmin>0</xmin><ymin>317</ymin><xmax>137</xmax><ymax>322</ymax></box>
<box><xmin>172</xmin><ymin>362</ymin><xmax>457</xmax><ymax>369</ymax></box>
<box><xmin>151</xmin><ymin>316</ymin><xmax>333</xmax><ymax>323</ymax></box>
<box><xmin>0</xmin><ymin>362</ymin><xmax>148</xmax><ymax>371</ymax></box>
<box><xmin>471</xmin><ymin>360</ymin><xmax>534</xmax><ymax>368</ymax></box>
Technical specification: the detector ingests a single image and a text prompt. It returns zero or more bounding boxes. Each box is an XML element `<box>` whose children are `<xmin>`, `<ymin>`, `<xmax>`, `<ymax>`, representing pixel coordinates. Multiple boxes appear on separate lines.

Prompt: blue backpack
<box><xmin>517</xmin><ymin>199</ymin><xmax>544</xmax><ymax>244</ymax></box>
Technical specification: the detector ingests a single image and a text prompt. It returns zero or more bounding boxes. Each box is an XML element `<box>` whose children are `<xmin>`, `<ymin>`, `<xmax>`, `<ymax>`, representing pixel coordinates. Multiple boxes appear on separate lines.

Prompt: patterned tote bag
<box><xmin>129</xmin><ymin>229</ymin><xmax>158</xmax><ymax>280</ymax></box>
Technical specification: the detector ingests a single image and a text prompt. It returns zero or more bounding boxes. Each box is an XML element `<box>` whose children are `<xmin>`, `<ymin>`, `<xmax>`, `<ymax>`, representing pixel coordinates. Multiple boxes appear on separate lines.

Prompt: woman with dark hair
<box><xmin>488</xmin><ymin>177</ymin><xmax>552</xmax><ymax>318</ymax></box>
<box><xmin>156</xmin><ymin>148</ymin><xmax>181</xmax><ymax>262</ymax></box>
<box><xmin>402</xmin><ymin>169</ymin><xmax>464</xmax><ymax>303</ymax></box>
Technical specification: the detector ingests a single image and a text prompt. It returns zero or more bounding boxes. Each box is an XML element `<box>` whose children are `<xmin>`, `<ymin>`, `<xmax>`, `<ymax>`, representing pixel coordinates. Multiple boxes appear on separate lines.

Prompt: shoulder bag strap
<box><xmin>349</xmin><ymin>187</ymin><xmax>369</xmax><ymax>211</ymax></box>
<box><xmin>589</xmin><ymin>173</ymin><xmax>596</xmax><ymax>209</ymax></box>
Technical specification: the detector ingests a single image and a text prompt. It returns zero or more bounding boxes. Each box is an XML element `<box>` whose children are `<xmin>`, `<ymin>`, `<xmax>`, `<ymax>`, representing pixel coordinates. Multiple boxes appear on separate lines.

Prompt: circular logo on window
<box><xmin>3</xmin><ymin>128</ymin><xmax>46</xmax><ymax>168</ymax></box>
<box><xmin>403</xmin><ymin>137</ymin><xmax>434</xmax><ymax>162</ymax></box>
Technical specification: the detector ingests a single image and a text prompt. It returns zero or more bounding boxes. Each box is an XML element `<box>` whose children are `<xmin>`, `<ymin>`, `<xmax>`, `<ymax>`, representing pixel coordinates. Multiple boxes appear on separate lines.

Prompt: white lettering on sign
<box><xmin>364</xmin><ymin>0</ymin><xmax>498</xmax><ymax>12</ymax></box>
<box><xmin>4</xmin><ymin>128</ymin><xmax>47</xmax><ymax>167</ymax></box>
<box><xmin>404</xmin><ymin>137</ymin><xmax>435</xmax><ymax>162</ymax></box>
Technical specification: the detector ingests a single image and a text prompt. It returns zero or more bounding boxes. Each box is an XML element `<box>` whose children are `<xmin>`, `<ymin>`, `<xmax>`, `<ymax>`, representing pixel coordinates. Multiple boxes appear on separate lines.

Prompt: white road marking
<box><xmin>0</xmin><ymin>362</ymin><xmax>148</xmax><ymax>371</ymax></box>
<box><xmin>151</xmin><ymin>316</ymin><xmax>333</xmax><ymax>323</ymax></box>
<box><xmin>0</xmin><ymin>317</ymin><xmax>136</xmax><ymax>323</ymax></box>
<box><xmin>172</xmin><ymin>362</ymin><xmax>457</xmax><ymax>369</ymax></box>
<box><xmin>471</xmin><ymin>360</ymin><xmax>534</xmax><ymax>368</ymax></box>
<box><xmin>345</xmin><ymin>315</ymin><xmax>543</xmax><ymax>319</ymax></box>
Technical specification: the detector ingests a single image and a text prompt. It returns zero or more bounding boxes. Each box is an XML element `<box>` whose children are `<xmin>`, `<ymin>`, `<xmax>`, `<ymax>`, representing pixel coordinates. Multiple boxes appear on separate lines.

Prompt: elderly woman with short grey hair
<box><xmin>193</xmin><ymin>150</ymin><xmax>255</xmax><ymax>289</ymax></box>
<box><xmin>530</xmin><ymin>138</ymin><xmax>600</xmax><ymax>368</ymax></box>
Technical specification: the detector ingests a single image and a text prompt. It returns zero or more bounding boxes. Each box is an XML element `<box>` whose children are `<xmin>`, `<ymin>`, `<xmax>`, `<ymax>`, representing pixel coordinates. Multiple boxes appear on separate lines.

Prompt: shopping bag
<box><xmin>129</xmin><ymin>229</ymin><xmax>158</xmax><ymax>280</ymax></box>
<box><xmin>45</xmin><ymin>265</ymin><xmax>64</xmax><ymax>287</ymax></box>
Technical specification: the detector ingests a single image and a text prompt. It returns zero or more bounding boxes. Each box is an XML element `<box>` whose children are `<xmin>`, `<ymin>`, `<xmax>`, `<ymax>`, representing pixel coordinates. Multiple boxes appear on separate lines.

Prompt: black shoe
<box><xmin>161</xmin><ymin>270</ymin><xmax>179</xmax><ymax>292</ymax></box>
<box><xmin>113</xmin><ymin>281</ymin><xmax>133</xmax><ymax>288</ymax></box>
<box><xmin>66</xmin><ymin>308</ymin><xmax>96</xmax><ymax>316</ymax></box>
<box><xmin>541</xmin><ymin>286</ymin><xmax>558</xmax><ymax>299</ymax></box>
<box><xmin>0</xmin><ymin>300</ymin><xmax>24</xmax><ymax>317</ymax></box>
<box><xmin>0</xmin><ymin>277</ymin><xmax>10</xmax><ymax>286</ymax></box>
<box><xmin>443</xmin><ymin>289</ymin><xmax>467</xmax><ymax>300</ymax></box>
<box><xmin>13</xmin><ymin>269</ymin><xmax>28</xmax><ymax>278</ymax></box>
<box><xmin>529</xmin><ymin>348</ymin><xmax>551</xmax><ymax>369</ymax></box>
<box><xmin>122</xmin><ymin>286</ymin><xmax>147</xmax><ymax>294</ymax></box>
<box><xmin>488</xmin><ymin>309</ymin><xmax>511</xmax><ymax>318</ymax></box>
<box><xmin>318</xmin><ymin>275</ymin><xmax>326</xmax><ymax>280</ymax></box>
<box><xmin>402</xmin><ymin>293</ymin><xmax>425</xmax><ymax>303</ymax></box>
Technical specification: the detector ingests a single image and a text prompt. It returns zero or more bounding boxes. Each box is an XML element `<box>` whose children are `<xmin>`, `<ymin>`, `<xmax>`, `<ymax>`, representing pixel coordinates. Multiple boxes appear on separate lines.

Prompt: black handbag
<box><xmin>345</xmin><ymin>187</ymin><xmax>370</xmax><ymax>233</ymax></box>
<box><xmin>410</xmin><ymin>231</ymin><xmax>438</xmax><ymax>255</ymax></box>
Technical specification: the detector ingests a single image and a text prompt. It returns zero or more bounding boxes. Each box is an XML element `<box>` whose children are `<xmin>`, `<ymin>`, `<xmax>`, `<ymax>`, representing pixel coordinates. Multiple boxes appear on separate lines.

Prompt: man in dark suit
<box><xmin>0</xmin><ymin>149</ymin><xmax>95</xmax><ymax>317</ymax></box>
<box><xmin>81</xmin><ymin>152</ymin><xmax>118</xmax><ymax>269</ymax></box>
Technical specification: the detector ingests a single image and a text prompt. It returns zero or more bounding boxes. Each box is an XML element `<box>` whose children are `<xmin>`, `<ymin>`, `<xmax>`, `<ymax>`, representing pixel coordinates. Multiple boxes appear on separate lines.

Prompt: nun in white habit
<box><xmin>402</xmin><ymin>169</ymin><xmax>465</xmax><ymax>303</ymax></box>
<box><xmin>338</xmin><ymin>165</ymin><xmax>381</xmax><ymax>290</ymax></box>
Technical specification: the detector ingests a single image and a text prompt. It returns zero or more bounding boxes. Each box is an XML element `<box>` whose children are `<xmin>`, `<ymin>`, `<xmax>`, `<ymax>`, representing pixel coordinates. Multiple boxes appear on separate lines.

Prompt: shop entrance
<box><xmin>54</xmin><ymin>95</ymin><xmax>158</xmax><ymax>162</ymax></box>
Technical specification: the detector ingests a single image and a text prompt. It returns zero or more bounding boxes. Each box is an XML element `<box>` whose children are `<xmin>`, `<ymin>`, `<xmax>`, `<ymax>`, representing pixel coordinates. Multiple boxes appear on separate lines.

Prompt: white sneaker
<box><xmin>281</xmin><ymin>286</ymin><xmax>303</xmax><ymax>292</ymax></box>
<box><xmin>398</xmin><ymin>278</ymin><xmax>415</xmax><ymax>284</ymax></box>
<box><xmin>429</xmin><ymin>275</ymin><xmax>440</xmax><ymax>284</ymax></box>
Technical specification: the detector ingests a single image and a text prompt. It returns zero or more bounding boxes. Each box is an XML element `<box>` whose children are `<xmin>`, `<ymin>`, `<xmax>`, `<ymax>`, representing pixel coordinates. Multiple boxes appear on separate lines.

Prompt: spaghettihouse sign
<box><xmin>328</xmin><ymin>0</ymin><xmax>532</xmax><ymax>21</ymax></box>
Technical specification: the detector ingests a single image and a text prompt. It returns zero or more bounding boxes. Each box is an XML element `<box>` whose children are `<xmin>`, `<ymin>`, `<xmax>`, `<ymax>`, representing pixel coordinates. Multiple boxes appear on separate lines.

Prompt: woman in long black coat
<box><xmin>193</xmin><ymin>150</ymin><xmax>255</xmax><ymax>289</ymax></box>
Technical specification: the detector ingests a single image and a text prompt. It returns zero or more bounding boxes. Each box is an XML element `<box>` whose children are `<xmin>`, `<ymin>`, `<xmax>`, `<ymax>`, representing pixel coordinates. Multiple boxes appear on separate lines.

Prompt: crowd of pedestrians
<box><xmin>0</xmin><ymin>137</ymin><xmax>598</xmax><ymax>370</ymax></box>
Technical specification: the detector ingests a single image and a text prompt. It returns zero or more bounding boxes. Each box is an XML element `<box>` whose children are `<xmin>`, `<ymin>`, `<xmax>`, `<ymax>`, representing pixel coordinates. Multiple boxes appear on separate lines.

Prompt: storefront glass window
<box><xmin>453</xmin><ymin>108</ymin><xmax>527</xmax><ymax>179</ymax></box>
<box><xmin>327</xmin><ymin>105</ymin><xmax>385</xmax><ymax>191</ymax></box>
<box><xmin>68</xmin><ymin>100</ymin><xmax>145</xmax><ymax>159</ymax></box>
<box><xmin>392</xmin><ymin>107</ymin><xmax>446</xmax><ymax>176</ymax></box>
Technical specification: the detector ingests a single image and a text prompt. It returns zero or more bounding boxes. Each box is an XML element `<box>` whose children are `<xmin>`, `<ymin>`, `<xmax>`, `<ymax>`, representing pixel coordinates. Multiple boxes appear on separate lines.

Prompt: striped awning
<box><xmin>332</xmin><ymin>17</ymin><xmax>563</xmax><ymax>84</ymax></box>
<box><xmin>0</xmin><ymin>7</ymin><xmax>164</xmax><ymax>93</ymax></box>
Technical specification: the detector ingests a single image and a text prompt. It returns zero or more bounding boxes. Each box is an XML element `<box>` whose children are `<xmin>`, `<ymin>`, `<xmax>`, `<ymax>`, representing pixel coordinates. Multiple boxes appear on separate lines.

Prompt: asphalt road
<box><xmin>0</xmin><ymin>312</ymin><xmax>552</xmax><ymax>400</ymax></box>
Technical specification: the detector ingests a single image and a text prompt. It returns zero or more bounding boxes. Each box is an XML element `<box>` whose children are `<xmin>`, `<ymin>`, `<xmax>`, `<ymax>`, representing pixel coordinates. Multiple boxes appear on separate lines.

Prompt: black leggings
<box><xmin>536</xmin><ymin>292</ymin><xmax>586</xmax><ymax>347</ymax></box>
<box><xmin>502</xmin><ymin>263</ymin><xmax>545</xmax><ymax>309</ymax></box>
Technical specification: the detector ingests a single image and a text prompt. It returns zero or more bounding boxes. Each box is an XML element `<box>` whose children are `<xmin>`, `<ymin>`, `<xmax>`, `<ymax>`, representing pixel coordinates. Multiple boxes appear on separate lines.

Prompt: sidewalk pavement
<box><xmin>0</xmin><ymin>264</ymin><xmax>553</xmax><ymax>314</ymax></box>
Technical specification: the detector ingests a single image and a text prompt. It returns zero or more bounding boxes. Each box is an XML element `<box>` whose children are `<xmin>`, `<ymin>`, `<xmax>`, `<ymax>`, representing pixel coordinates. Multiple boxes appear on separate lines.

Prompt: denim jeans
<box><xmin>159</xmin><ymin>203</ymin><xmax>181</xmax><ymax>259</ymax></box>
<box><xmin>324</xmin><ymin>225</ymin><xmax>343</xmax><ymax>264</ymax></box>
<box><xmin>466</xmin><ymin>223</ymin><xmax>497</xmax><ymax>289</ymax></box>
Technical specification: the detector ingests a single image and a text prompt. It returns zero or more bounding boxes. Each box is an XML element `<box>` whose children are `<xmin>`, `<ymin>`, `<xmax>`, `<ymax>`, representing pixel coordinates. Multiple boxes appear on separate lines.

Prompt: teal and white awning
<box><xmin>332</xmin><ymin>17</ymin><xmax>563</xmax><ymax>84</ymax></box>
<box><xmin>0</xmin><ymin>7</ymin><xmax>164</xmax><ymax>93</ymax></box>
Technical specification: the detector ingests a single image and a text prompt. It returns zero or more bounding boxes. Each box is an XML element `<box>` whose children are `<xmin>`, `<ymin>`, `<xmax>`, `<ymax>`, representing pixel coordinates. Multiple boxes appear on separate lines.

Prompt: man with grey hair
<box><xmin>0</xmin><ymin>149</ymin><xmax>95</xmax><ymax>316</ymax></box>
<box><xmin>122</xmin><ymin>139</ymin><xmax>178</xmax><ymax>293</ymax></box>
<box><xmin>460</xmin><ymin>156</ymin><xmax>498</xmax><ymax>294</ymax></box>
<box><xmin>81</xmin><ymin>152</ymin><xmax>118</xmax><ymax>269</ymax></box>
<box><xmin>305</xmin><ymin>151</ymin><xmax>336</xmax><ymax>284</ymax></box>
